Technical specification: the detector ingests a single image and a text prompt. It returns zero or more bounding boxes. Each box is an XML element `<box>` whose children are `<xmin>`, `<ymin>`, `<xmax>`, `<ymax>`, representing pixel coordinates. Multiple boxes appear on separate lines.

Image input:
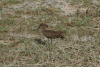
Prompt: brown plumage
<box><xmin>42</xmin><ymin>28</ymin><xmax>64</xmax><ymax>39</ymax></box>
<box><xmin>33</xmin><ymin>23</ymin><xmax>65</xmax><ymax>44</ymax></box>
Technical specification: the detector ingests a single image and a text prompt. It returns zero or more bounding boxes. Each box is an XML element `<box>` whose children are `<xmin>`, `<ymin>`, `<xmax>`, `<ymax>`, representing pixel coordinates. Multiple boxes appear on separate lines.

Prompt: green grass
<box><xmin>2</xmin><ymin>0</ymin><xmax>21</xmax><ymax>5</ymax></box>
<box><xmin>70</xmin><ymin>0</ymin><xmax>93</xmax><ymax>7</ymax></box>
<box><xmin>0</xmin><ymin>18</ymin><xmax>16</xmax><ymax>26</ymax></box>
<box><xmin>0</xmin><ymin>7</ymin><xmax>2</xmax><ymax>11</ymax></box>
<box><xmin>0</xmin><ymin>26</ymin><xmax>9</xmax><ymax>32</ymax></box>
<box><xmin>0</xmin><ymin>0</ymin><xmax>100</xmax><ymax>67</ymax></box>
<box><xmin>10</xmin><ymin>14</ymin><xmax>21</xmax><ymax>18</ymax></box>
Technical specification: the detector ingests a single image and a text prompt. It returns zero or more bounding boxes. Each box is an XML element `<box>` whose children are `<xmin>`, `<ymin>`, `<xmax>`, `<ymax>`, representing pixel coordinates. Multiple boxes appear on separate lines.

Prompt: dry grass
<box><xmin>0</xmin><ymin>0</ymin><xmax>100</xmax><ymax>67</ymax></box>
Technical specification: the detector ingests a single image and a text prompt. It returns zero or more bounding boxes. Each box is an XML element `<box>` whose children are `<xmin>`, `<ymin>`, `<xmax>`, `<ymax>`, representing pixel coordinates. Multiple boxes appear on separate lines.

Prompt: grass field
<box><xmin>0</xmin><ymin>0</ymin><xmax>100</xmax><ymax>67</ymax></box>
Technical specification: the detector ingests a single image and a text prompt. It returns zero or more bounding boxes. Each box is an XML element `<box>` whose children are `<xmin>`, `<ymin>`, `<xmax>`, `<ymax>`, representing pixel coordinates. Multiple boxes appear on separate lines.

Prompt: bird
<box><xmin>33</xmin><ymin>23</ymin><xmax>65</xmax><ymax>44</ymax></box>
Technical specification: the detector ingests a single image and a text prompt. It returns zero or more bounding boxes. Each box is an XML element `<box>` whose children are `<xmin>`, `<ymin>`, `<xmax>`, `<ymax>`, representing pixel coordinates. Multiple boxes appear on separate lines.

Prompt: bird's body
<box><xmin>33</xmin><ymin>23</ymin><xmax>65</xmax><ymax>44</ymax></box>
<box><xmin>41</xmin><ymin>28</ymin><xmax>64</xmax><ymax>39</ymax></box>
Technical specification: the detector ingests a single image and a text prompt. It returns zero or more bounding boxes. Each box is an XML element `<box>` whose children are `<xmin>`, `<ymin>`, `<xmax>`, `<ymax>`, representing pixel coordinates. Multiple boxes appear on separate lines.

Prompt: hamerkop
<box><xmin>33</xmin><ymin>23</ymin><xmax>65</xmax><ymax>44</ymax></box>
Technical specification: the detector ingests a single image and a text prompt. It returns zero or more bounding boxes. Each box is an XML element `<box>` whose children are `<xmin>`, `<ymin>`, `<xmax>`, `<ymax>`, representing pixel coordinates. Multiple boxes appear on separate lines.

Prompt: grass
<box><xmin>70</xmin><ymin>0</ymin><xmax>93</xmax><ymax>7</ymax></box>
<box><xmin>0</xmin><ymin>18</ymin><xmax>16</xmax><ymax>26</ymax></box>
<box><xmin>0</xmin><ymin>7</ymin><xmax>2</xmax><ymax>11</ymax></box>
<box><xmin>73</xmin><ymin>16</ymin><xmax>91</xmax><ymax>27</ymax></box>
<box><xmin>0</xmin><ymin>26</ymin><xmax>8</xmax><ymax>32</ymax></box>
<box><xmin>2</xmin><ymin>0</ymin><xmax>22</xmax><ymax>5</ymax></box>
<box><xmin>10</xmin><ymin>14</ymin><xmax>21</xmax><ymax>18</ymax></box>
<box><xmin>0</xmin><ymin>0</ymin><xmax>100</xmax><ymax>67</ymax></box>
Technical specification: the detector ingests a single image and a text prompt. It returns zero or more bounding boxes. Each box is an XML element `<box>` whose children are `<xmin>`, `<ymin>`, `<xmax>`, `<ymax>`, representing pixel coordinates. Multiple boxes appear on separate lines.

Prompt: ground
<box><xmin>0</xmin><ymin>0</ymin><xmax>100</xmax><ymax>67</ymax></box>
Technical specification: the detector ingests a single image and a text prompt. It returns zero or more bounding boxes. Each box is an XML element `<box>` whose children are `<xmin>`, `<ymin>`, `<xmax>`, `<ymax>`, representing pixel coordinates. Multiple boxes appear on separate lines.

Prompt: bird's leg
<box><xmin>49</xmin><ymin>38</ymin><xmax>52</xmax><ymax>62</ymax></box>
<box><xmin>51</xmin><ymin>38</ymin><xmax>52</xmax><ymax>44</ymax></box>
<box><xmin>47</xmin><ymin>38</ymin><xmax>49</xmax><ymax>47</ymax></box>
<box><xmin>49</xmin><ymin>38</ymin><xmax>52</xmax><ymax>51</ymax></box>
<box><xmin>58</xmin><ymin>38</ymin><xmax>61</xmax><ymax>44</ymax></box>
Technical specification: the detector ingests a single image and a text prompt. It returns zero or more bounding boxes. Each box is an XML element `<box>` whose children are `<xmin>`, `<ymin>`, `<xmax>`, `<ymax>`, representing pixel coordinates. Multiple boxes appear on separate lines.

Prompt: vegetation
<box><xmin>0</xmin><ymin>0</ymin><xmax>100</xmax><ymax>67</ymax></box>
